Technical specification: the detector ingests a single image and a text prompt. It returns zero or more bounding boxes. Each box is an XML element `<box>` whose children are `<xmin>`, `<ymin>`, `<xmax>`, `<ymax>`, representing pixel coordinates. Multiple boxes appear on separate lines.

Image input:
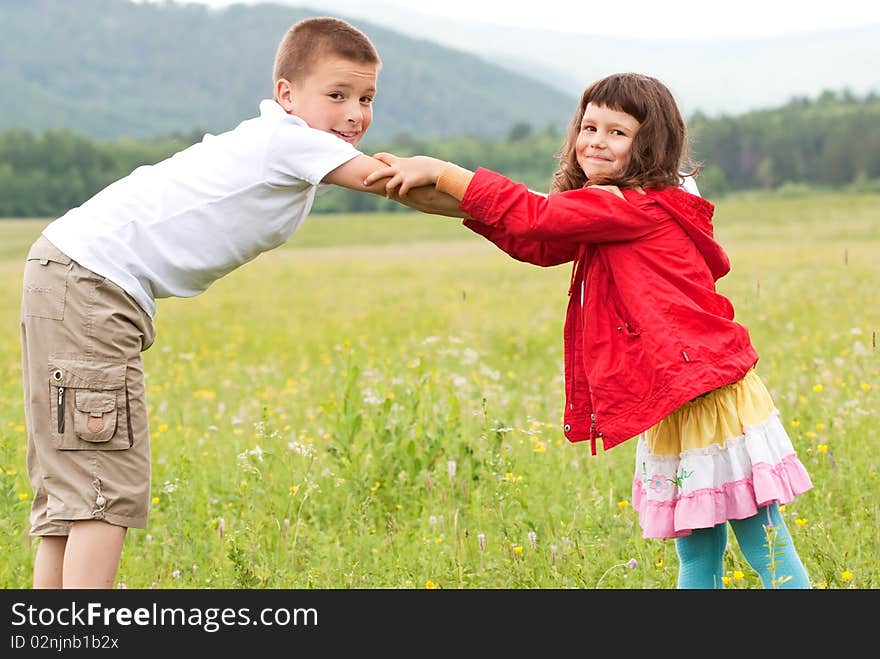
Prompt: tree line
<box><xmin>1</xmin><ymin>90</ymin><xmax>878</xmax><ymax>218</ymax></box>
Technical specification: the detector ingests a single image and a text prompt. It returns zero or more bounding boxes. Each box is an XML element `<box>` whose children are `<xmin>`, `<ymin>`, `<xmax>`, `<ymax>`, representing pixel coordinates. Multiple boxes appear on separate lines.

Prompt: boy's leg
<box><xmin>729</xmin><ymin>502</ymin><xmax>811</xmax><ymax>589</ymax></box>
<box><xmin>21</xmin><ymin>237</ymin><xmax>155</xmax><ymax>589</ymax></box>
<box><xmin>33</xmin><ymin>536</ymin><xmax>67</xmax><ymax>589</ymax></box>
<box><xmin>674</xmin><ymin>523</ymin><xmax>728</xmax><ymax>588</ymax></box>
<box><xmin>63</xmin><ymin>521</ymin><xmax>127</xmax><ymax>589</ymax></box>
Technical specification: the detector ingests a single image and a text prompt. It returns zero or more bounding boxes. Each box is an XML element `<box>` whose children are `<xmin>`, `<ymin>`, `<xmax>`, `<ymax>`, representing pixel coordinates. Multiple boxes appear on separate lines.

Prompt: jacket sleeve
<box><xmin>460</xmin><ymin>167</ymin><xmax>662</xmax><ymax>243</ymax></box>
<box><xmin>462</xmin><ymin>218</ymin><xmax>578</xmax><ymax>266</ymax></box>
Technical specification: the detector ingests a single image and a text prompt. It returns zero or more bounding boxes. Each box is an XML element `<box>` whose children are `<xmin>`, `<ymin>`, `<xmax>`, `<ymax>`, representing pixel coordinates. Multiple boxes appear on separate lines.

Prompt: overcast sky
<box><xmin>168</xmin><ymin>0</ymin><xmax>880</xmax><ymax>39</ymax></box>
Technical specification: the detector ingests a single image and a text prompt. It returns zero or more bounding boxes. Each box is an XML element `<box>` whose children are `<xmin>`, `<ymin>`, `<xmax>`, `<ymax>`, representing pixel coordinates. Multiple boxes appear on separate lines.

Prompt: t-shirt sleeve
<box><xmin>265</xmin><ymin>121</ymin><xmax>361</xmax><ymax>186</ymax></box>
<box><xmin>681</xmin><ymin>175</ymin><xmax>701</xmax><ymax>196</ymax></box>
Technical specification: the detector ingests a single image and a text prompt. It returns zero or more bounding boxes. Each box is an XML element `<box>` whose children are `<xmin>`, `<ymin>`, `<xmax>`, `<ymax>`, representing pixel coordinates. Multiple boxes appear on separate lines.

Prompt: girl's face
<box><xmin>575</xmin><ymin>103</ymin><xmax>641</xmax><ymax>182</ymax></box>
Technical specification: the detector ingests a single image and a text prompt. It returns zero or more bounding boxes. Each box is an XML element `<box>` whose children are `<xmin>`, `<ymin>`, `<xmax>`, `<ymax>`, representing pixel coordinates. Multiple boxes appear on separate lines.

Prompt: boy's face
<box><xmin>276</xmin><ymin>56</ymin><xmax>378</xmax><ymax>146</ymax></box>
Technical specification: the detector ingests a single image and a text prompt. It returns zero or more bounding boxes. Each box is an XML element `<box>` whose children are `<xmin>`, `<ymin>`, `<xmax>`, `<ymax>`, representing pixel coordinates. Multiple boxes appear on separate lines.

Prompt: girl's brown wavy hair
<box><xmin>551</xmin><ymin>73</ymin><xmax>698</xmax><ymax>193</ymax></box>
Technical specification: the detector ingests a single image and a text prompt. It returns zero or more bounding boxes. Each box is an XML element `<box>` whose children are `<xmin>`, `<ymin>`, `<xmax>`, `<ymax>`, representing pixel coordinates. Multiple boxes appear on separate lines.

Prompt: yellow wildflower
<box><xmin>733</xmin><ymin>570</ymin><xmax>745</xmax><ymax>581</ymax></box>
<box><xmin>841</xmin><ymin>571</ymin><xmax>853</xmax><ymax>582</ymax></box>
<box><xmin>812</xmin><ymin>384</ymin><xmax>823</xmax><ymax>392</ymax></box>
<box><xmin>795</xmin><ymin>518</ymin><xmax>807</xmax><ymax>527</ymax></box>
<box><xmin>617</xmin><ymin>500</ymin><xmax>629</xmax><ymax>509</ymax></box>
<box><xmin>425</xmin><ymin>580</ymin><xmax>438</xmax><ymax>589</ymax></box>
<box><xmin>817</xmin><ymin>444</ymin><xmax>828</xmax><ymax>453</ymax></box>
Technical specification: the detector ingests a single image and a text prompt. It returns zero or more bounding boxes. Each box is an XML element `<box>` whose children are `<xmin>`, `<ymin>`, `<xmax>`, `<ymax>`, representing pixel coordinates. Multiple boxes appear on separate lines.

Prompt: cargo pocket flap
<box><xmin>75</xmin><ymin>391</ymin><xmax>117</xmax><ymax>415</ymax></box>
<box><xmin>26</xmin><ymin>241</ymin><xmax>72</xmax><ymax>265</ymax></box>
<box><xmin>48</xmin><ymin>357</ymin><xmax>126</xmax><ymax>389</ymax></box>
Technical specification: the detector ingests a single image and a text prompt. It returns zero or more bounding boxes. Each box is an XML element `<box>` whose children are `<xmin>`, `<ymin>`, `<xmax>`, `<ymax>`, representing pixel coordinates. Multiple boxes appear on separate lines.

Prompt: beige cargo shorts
<box><xmin>21</xmin><ymin>235</ymin><xmax>156</xmax><ymax>536</ymax></box>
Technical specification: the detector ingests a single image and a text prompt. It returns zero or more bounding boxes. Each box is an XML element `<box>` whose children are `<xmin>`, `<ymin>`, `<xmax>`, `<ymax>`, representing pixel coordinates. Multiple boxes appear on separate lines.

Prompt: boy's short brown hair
<box><xmin>272</xmin><ymin>17</ymin><xmax>381</xmax><ymax>85</ymax></box>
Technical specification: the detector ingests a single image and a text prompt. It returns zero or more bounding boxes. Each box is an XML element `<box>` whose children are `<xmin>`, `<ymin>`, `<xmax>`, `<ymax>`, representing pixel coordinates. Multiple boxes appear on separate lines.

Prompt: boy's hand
<box><xmin>363</xmin><ymin>153</ymin><xmax>447</xmax><ymax>197</ymax></box>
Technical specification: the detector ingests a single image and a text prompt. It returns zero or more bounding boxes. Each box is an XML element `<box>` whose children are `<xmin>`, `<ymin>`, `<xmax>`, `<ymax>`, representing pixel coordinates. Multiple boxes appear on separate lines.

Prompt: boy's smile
<box><xmin>276</xmin><ymin>56</ymin><xmax>379</xmax><ymax>146</ymax></box>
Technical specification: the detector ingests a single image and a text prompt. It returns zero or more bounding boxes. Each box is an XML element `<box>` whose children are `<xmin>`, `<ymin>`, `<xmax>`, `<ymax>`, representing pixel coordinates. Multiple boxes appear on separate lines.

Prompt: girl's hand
<box><xmin>588</xmin><ymin>184</ymin><xmax>625</xmax><ymax>199</ymax></box>
<box><xmin>364</xmin><ymin>153</ymin><xmax>447</xmax><ymax>197</ymax></box>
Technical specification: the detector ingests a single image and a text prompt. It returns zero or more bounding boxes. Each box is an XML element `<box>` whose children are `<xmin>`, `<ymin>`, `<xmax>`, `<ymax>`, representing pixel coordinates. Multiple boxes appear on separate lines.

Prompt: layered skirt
<box><xmin>632</xmin><ymin>368</ymin><xmax>813</xmax><ymax>539</ymax></box>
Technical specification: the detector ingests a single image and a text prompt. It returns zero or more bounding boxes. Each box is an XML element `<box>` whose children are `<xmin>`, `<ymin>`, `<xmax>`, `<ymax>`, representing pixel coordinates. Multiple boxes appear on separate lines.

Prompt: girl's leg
<box><xmin>33</xmin><ymin>536</ymin><xmax>67</xmax><ymax>589</ymax></box>
<box><xmin>62</xmin><ymin>520</ymin><xmax>127</xmax><ymax>589</ymax></box>
<box><xmin>674</xmin><ymin>523</ymin><xmax>728</xmax><ymax>589</ymax></box>
<box><xmin>729</xmin><ymin>502</ymin><xmax>810</xmax><ymax>589</ymax></box>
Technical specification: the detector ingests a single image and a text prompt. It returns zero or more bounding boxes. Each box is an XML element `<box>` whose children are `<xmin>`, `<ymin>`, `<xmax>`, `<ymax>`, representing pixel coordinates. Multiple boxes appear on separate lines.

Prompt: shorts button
<box><xmin>95</xmin><ymin>496</ymin><xmax>106</xmax><ymax>507</ymax></box>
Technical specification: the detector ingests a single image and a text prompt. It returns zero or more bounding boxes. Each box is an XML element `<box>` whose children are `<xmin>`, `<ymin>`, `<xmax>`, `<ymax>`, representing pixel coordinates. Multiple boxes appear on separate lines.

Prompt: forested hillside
<box><xmin>2</xmin><ymin>90</ymin><xmax>878</xmax><ymax>217</ymax></box>
<box><xmin>690</xmin><ymin>91</ymin><xmax>880</xmax><ymax>194</ymax></box>
<box><xmin>0</xmin><ymin>0</ymin><xmax>574</xmax><ymax>141</ymax></box>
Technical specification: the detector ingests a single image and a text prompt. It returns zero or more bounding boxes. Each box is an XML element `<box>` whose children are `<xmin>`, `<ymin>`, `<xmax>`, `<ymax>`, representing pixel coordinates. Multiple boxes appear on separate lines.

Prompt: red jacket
<box><xmin>460</xmin><ymin>168</ymin><xmax>759</xmax><ymax>454</ymax></box>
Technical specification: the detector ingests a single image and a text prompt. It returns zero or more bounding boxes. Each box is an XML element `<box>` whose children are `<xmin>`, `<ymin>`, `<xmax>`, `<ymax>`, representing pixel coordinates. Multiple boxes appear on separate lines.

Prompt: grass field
<box><xmin>0</xmin><ymin>192</ymin><xmax>877</xmax><ymax>589</ymax></box>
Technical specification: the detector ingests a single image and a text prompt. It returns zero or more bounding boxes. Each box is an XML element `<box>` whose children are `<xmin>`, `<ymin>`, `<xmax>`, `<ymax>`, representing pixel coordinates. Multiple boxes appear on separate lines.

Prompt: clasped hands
<box><xmin>363</xmin><ymin>153</ymin><xmax>447</xmax><ymax>198</ymax></box>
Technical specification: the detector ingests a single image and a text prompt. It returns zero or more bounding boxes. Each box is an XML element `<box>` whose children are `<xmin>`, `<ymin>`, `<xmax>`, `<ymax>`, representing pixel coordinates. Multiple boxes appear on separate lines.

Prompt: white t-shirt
<box><xmin>43</xmin><ymin>100</ymin><xmax>361</xmax><ymax>318</ymax></box>
<box><xmin>682</xmin><ymin>176</ymin><xmax>700</xmax><ymax>196</ymax></box>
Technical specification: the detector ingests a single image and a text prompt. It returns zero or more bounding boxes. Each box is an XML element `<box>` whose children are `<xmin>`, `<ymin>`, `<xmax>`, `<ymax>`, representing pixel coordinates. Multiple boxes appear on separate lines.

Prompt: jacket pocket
<box><xmin>23</xmin><ymin>242</ymin><xmax>73</xmax><ymax>321</ymax></box>
<box><xmin>49</xmin><ymin>356</ymin><xmax>131</xmax><ymax>450</ymax></box>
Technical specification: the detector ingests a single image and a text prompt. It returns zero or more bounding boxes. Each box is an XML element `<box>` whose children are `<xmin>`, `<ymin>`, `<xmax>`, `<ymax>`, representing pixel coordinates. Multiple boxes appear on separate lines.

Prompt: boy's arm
<box><xmin>322</xmin><ymin>155</ymin><xmax>468</xmax><ymax>218</ymax></box>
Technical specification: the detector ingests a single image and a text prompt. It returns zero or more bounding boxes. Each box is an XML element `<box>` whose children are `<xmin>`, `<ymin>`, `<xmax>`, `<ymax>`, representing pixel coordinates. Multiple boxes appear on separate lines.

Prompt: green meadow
<box><xmin>0</xmin><ymin>193</ymin><xmax>877</xmax><ymax>589</ymax></box>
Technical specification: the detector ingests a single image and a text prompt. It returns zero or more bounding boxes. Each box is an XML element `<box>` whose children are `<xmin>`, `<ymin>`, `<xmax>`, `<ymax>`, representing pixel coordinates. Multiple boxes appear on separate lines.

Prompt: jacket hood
<box><xmin>645</xmin><ymin>187</ymin><xmax>730</xmax><ymax>280</ymax></box>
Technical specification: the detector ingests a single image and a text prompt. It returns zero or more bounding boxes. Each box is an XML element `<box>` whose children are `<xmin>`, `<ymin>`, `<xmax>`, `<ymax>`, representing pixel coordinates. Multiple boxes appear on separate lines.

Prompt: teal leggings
<box><xmin>674</xmin><ymin>503</ymin><xmax>810</xmax><ymax>589</ymax></box>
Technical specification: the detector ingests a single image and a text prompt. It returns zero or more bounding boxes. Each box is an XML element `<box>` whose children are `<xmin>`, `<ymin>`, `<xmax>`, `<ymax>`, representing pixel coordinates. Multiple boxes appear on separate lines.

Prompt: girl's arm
<box><xmin>365</xmin><ymin>156</ymin><xmax>662</xmax><ymax>243</ymax></box>
<box><xmin>365</xmin><ymin>153</ymin><xmax>577</xmax><ymax>267</ymax></box>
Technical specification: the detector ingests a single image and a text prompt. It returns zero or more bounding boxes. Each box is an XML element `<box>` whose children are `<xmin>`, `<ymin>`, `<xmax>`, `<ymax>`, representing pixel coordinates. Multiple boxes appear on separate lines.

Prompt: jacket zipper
<box><xmin>589</xmin><ymin>413</ymin><xmax>598</xmax><ymax>455</ymax></box>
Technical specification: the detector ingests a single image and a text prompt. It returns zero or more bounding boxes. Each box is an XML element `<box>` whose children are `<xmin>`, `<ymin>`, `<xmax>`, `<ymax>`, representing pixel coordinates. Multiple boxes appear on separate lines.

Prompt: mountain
<box><xmin>276</xmin><ymin>0</ymin><xmax>880</xmax><ymax>119</ymax></box>
<box><xmin>0</xmin><ymin>0</ymin><xmax>576</xmax><ymax>142</ymax></box>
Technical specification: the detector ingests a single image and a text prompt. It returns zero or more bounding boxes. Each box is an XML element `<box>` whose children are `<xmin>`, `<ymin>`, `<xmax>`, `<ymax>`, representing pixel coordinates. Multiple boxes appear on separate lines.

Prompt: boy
<box><xmin>20</xmin><ymin>16</ymin><xmax>462</xmax><ymax>589</ymax></box>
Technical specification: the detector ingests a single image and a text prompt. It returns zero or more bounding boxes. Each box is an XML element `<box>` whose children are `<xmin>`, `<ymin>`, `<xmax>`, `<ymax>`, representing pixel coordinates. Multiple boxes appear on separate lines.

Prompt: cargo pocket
<box><xmin>23</xmin><ymin>240</ymin><xmax>73</xmax><ymax>321</ymax></box>
<box><xmin>49</xmin><ymin>356</ymin><xmax>131</xmax><ymax>450</ymax></box>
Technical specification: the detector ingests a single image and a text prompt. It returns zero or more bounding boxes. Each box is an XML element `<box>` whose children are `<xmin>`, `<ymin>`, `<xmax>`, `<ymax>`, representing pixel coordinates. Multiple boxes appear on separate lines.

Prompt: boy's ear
<box><xmin>275</xmin><ymin>78</ymin><xmax>295</xmax><ymax>113</ymax></box>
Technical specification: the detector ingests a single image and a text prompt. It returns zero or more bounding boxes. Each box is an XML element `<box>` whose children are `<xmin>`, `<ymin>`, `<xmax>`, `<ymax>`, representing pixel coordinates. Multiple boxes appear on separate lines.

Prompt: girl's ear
<box><xmin>275</xmin><ymin>78</ymin><xmax>295</xmax><ymax>113</ymax></box>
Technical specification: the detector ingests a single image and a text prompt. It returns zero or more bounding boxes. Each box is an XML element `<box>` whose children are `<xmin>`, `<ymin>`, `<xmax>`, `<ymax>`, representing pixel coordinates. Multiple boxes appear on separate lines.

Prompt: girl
<box><xmin>364</xmin><ymin>72</ymin><xmax>813</xmax><ymax>589</ymax></box>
